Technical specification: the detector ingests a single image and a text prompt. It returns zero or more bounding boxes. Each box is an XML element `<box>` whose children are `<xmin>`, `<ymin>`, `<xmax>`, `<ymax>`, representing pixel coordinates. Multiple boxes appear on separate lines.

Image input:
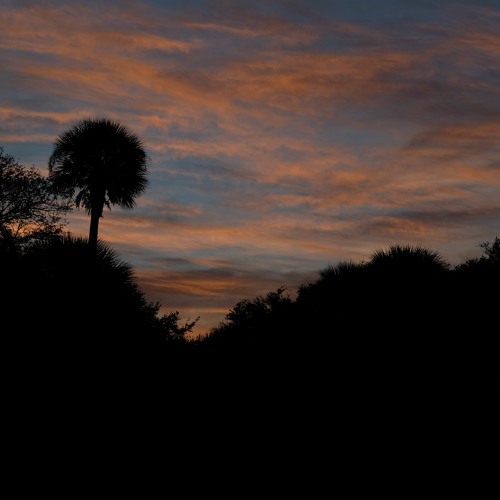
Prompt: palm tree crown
<box><xmin>48</xmin><ymin>117</ymin><xmax>149</xmax><ymax>249</ymax></box>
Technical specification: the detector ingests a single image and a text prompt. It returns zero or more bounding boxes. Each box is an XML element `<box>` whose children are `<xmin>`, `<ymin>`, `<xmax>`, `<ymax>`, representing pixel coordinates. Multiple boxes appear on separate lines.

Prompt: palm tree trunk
<box><xmin>89</xmin><ymin>187</ymin><xmax>105</xmax><ymax>250</ymax></box>
<box><xmin>89</xmin><ymin>207</ymin><xmax>100</xmax><ymax>251</ymax></box>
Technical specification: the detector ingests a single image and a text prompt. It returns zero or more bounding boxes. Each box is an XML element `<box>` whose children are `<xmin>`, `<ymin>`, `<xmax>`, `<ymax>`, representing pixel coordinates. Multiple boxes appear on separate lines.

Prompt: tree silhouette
<box><xmin>368</xmin><ymin>243</ymin><xmax>450</xmax><ymax>275</ymax></box>
<box><xmin>0</xmin><ymin>145</ymin><xmax>71</xmax><ymax>247</ymax></box>
<box><xmin>3</xmin><ymin>233</ymin><xmax>195</xmax><ymax>389</ymax></box>
<box><xmin>48</xmin><ymin>118</ymin><xmax>149</xmax><ymax>250</ymax></box>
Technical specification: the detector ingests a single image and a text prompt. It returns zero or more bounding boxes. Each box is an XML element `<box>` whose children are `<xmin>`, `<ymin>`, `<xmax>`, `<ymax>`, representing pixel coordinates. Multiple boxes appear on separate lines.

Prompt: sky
<box><xmin>1</xmin><ymin>0</ymin><xmax>499</xmax><ymax>337</ymax></box>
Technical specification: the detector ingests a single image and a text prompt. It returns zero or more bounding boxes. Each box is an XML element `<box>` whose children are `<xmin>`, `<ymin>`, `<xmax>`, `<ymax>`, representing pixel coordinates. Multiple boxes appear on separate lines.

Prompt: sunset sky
<box><xmin>2</xmin><ymin>0</ymin><xmax>499</xmax><ymax>336</ymax></box>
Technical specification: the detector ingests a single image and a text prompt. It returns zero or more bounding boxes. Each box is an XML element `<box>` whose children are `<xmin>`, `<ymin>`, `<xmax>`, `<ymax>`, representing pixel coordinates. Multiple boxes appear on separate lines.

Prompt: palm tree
<box><xmin>48</xmin><ymin>117</ymin><xmax>149</xmax><ymax>250</ymax></box>
<box><xmin>368</xmin><ymin>244</ymin><xmax>450</xmax><ymax>275</ymax></box>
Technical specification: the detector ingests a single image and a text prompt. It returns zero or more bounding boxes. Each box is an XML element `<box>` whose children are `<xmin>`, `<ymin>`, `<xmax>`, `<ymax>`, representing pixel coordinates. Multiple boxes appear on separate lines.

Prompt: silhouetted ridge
<box><xmin>193</xmin><ymin>238</ymin><xmax>500</xmax><ymax>413</ymax></box>
<box><xmin>2</xmin><ymin>211</ymin><xmax>498</xmax><ymax>420</ymax></box>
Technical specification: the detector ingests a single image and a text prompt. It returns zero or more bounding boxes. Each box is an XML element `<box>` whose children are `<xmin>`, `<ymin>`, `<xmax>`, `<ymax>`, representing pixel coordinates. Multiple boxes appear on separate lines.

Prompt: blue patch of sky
<box><xmin>148</xmin><ymin>161</ymin><xmax>254</xmax><ymax>208</ymax></box>
<box><xmin>2</xmin><ymin>142</ymin><xmax>52</xmax><ymax>170</ymax></box>
<box><xmin>312</xmin><ymin>0</ymin><xmax>441</xmax><ymax>26</ymax></box>
<box><xmin>1</xmin><ymin>70</ymin><xmax>48</xmax><ymax>102</ymax></box>
<box><xmin>146</xmin><ymin>0</ymin><xmax>210</xmax><ymax>9</ymax></box>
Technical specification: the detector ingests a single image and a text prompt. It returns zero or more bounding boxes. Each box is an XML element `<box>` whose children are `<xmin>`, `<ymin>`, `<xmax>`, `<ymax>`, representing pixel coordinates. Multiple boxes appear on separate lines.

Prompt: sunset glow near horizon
<box><xmin>2</xmin><ymin>0</ymin><xmax>499</xmax><ymax>336</ymax></box>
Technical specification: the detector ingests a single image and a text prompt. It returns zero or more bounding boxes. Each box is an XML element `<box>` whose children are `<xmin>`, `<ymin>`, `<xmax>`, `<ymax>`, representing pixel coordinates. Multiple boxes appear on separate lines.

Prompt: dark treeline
<box><xmin>2</xmin><ymin>228</ymin><xmax>499</xmax><ymax>406</ymax></box>
<box><xmin>193</xmin><ymin>241</ymin><xmax>500</xmax><ymax>407</ymax></box>
<box><xmin>1</xmin><ymin>139</ymin><xmax>498</xmax><ymax>446</ymax></box>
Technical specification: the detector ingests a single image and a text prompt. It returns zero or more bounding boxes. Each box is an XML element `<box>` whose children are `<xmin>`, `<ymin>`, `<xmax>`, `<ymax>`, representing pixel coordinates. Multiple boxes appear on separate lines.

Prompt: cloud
<box><xmin>2</xmin><ymin>0</ymin><xmax>499</xmax><ymax>333</ymax></box>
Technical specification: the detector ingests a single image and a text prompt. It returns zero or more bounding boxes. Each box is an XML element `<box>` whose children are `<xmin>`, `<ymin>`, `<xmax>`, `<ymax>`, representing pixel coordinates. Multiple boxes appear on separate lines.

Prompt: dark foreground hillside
<box><xmin>2</xmin><ymin>236</ymin><xmax>499</xmax><ymax>451</ymax></box>
<box><xmin>183</xmin><ymin>242</ymin><xmax>500</xmax><ymax>459</ymax></box>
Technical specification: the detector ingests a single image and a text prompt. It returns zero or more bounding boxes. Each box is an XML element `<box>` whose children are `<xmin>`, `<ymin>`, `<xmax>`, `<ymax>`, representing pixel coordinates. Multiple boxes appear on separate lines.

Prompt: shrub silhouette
<box><xmin>193</xmin><ymin>240</ymin><xmax>499</xmax><ymax>410</ymax></box>
<box><xmin>3</xmin><ymin>226</ymin><xmax>498</xmax><ymax>413</ymax></box>
<box><xmin>369</xmin><ymin>244</ymin><xmax>450</xmax><ymax>273</ymax></box>
<box><xmin>3</xmin><ymin>233</ymin><xmax>193</xmax><ymax>388</ymax></box>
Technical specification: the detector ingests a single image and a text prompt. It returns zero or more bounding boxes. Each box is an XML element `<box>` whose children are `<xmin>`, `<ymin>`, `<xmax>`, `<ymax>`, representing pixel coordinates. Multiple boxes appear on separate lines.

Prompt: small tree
<box><xmin>479</xmin><ymin>236</ymin><xmax>500</xmax><ymax>264</ymax></box>
<box><xmin>454</xmin><ymin>236</ymin><xmax>500</xmax><ymax>272</ymax></box>
<box><xmin>0</xmin><ymin>146</ymin><xmax>71</xmax><ymax>247</ymax></box>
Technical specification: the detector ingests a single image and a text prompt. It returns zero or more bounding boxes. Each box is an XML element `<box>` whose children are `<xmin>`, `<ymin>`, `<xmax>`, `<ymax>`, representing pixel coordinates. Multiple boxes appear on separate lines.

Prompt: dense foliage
<box><xmin>0</xmin><ymin>146</ymin><xmax>72</xmax><ymax>247</ymax></box>
<box><xmin>2</xmin><ymin>233</ymin><xmax>196</xmax><ymax>385</ymax></box>
<box><xmin>192</xmin><ymin>240</ymin><xmax>500</xmax><ymax>410</ymax></box>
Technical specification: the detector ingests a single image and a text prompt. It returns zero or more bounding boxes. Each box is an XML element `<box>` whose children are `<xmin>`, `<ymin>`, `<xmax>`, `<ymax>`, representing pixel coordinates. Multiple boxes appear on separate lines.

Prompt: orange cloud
<box><xmin>2</xmin><ymin>0</ymin><xmax>499</xmax><ymax>335</ymax></box>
